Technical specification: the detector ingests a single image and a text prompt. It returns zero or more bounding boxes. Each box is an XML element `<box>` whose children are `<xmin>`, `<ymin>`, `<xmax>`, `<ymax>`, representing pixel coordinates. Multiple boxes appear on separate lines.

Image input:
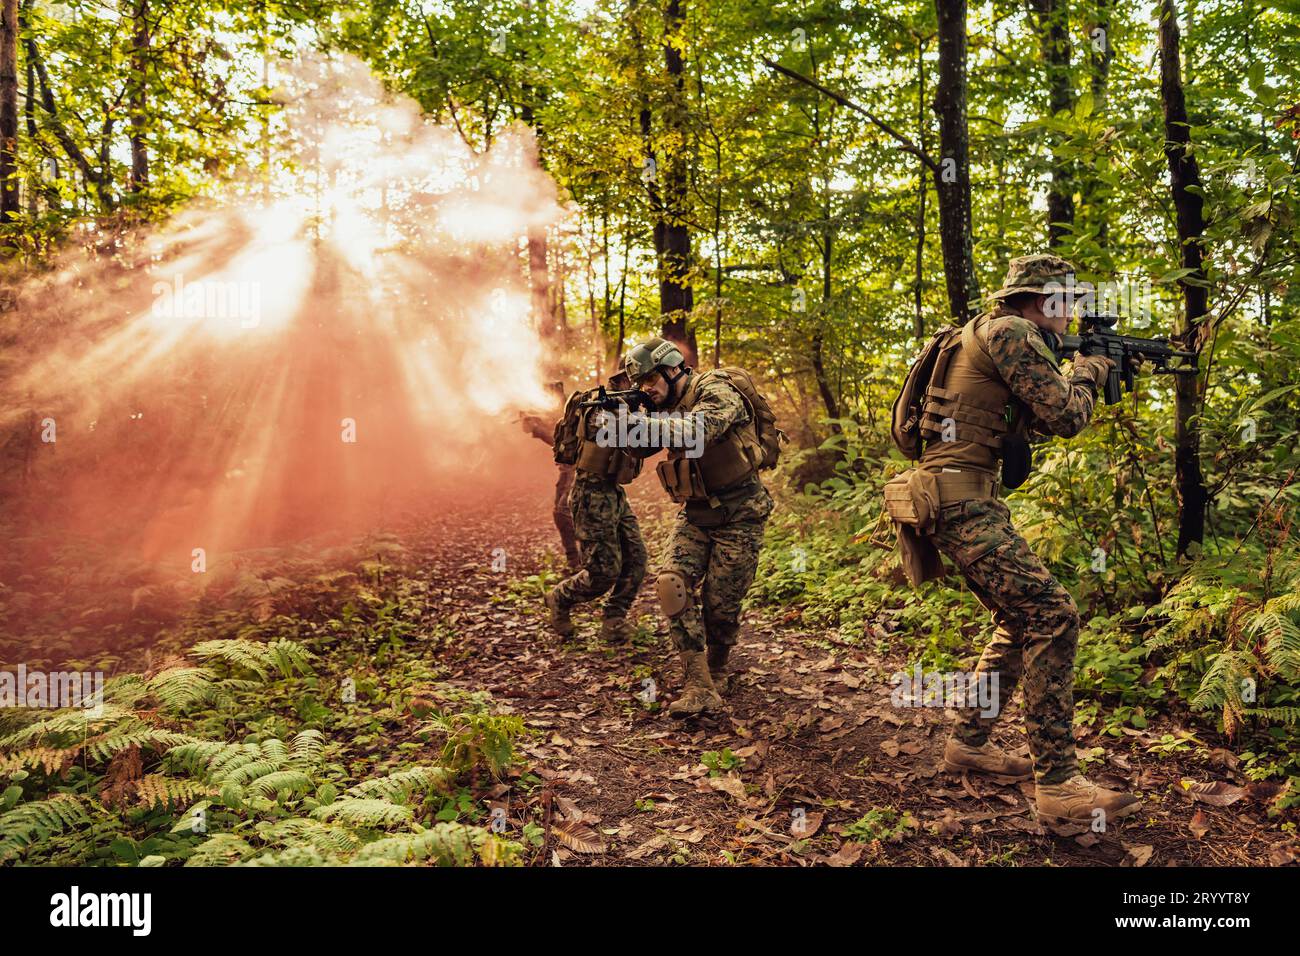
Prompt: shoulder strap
<box><xmin>960</xmin><ymin>315</ymin><xmax>1002</xmax><ymax>382</ymax></box>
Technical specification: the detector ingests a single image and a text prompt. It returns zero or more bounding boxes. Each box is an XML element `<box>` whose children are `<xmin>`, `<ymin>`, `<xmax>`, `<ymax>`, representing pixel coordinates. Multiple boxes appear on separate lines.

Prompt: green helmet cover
<box><xmin>624</xmin><ymin>337</ymin><xmax>686</xmax><ymax>382</ymax></box>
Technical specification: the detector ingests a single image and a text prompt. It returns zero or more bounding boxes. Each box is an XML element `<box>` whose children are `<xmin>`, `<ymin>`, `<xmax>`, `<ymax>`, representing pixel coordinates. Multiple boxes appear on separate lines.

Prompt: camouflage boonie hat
<box><xmin>990</xmin><ymin>253</ymin><xmax>1078</xmax><ymax>300</ymax></box>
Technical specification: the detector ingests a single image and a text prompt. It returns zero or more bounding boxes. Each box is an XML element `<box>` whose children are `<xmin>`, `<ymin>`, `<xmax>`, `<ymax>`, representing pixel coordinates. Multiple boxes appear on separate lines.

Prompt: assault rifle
<box><xmin>577</xmin><ymin>386</ymin><xmax>657</xmax><ymax>413</ymax></box>
<box><xmin>1053</xmin><ymin>312</ymin><xmax>1199</xmax><ymax>404</ymax></box>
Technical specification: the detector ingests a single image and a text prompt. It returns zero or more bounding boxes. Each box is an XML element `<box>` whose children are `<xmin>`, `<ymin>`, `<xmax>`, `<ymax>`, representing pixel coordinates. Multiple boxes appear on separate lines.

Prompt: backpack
<box><xmin>891</xmin><ymin>327</ymin><xmax>963</xmax><ymax>459</ymax></box>
<box><xmin>552</xmin><ymin>388</ymin><xmax>592</xmax><ymax>466</ymax></box>
<box><xmin>709</xmin><ymin>367</ymin><xmax>786</xmax><ymax>470</ymax></box>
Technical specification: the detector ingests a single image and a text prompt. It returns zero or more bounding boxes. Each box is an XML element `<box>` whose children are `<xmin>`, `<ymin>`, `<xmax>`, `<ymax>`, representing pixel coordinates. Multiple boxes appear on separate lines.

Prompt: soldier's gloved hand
<box><xmin>1070</xmin><ymin>354</ymin><xmax>1115</xmax><ymax>390</ymax></box>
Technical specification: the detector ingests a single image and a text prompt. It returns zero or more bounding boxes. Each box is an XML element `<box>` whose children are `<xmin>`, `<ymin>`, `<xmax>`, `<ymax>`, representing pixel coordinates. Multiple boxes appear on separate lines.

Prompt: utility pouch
<box><xmin>882</xmin><ymin>469</ymin><xmax>940</xmax><ymax>530</ymax></box>
<box><xmin>1000</xmin><ymin>433</ymin><xmax>1032</xmax><ymax>490</ymax></box>
<box><xmin>656</xmin><ymin>457</ymin><xmax>707</xmax><ymax>503</ymax></box>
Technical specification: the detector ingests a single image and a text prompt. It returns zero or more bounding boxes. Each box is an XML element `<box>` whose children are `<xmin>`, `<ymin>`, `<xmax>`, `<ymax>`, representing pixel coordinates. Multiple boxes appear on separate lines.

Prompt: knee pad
<box><xmin>656</xmin><ymin>570</ymin><xmax>690</xmax><ymax>618</ymax></box>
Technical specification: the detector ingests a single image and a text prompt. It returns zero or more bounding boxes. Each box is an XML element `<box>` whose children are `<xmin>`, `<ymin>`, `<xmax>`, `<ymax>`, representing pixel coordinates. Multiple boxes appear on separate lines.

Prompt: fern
<box><xmin>344</xmin><ymin>766</ymin><xmax>450</xmax><ymax>802</ymax></box>
<box><xmin>190</xmin><ymin>638</ymin><xmax>315</xmax><ymax>679</ymax></box>
<box><xmin>350</xmin><ymin>823</ymin><xmax>518</xmax><ymax>867</ymax></box>
<box><xmin>184</xmin><ymin>833</ymin><xmax>255</xmax><ymax>867</ymax></box>
<box><xmin>0</xmin><ymin>795</ymin><xmax>90</xmax><ymax>863</ymax></box>
<box><xmin>134</xmin><ymin>774</ymin><xmax>212</xmax><ymax>809</ymax></box>
<box><xmin>310</xmin><ymin>798</ymin><xmax>413</xmax><ymax>828</ymax></box>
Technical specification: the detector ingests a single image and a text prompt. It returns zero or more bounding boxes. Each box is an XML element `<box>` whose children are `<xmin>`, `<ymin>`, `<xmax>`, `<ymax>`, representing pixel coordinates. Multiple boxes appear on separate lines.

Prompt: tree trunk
<box><xmin>0</xmin><ymin>0</ymin><xmax>19</xmax><ymax>232</ymax></box>
<box><xmin>128</xmin><ymin>0</ymin><xmax>150</xmax><ymax>193</ymax></box>
<box><xmin>1158</xmin><ymin>0</ymin><xmax>1208</xmax><ymax>556</ymax></box>
<box><xmin>814</xmin><ymin>225</ymin><xmax>841</xmax><ymax>423</ymax></box>
<box><xmin>521</xmin><ymin>95</ymin><xmax>554</xmax><ymax>337</ymax></box>
<box><xmin>658</xmin><ymin>0</ymin><xmax>694</xmax><ymax>358</ymax></box>
<box><xmin>914</xmin><ymin>33</ymin><xmax>928</xmax><ymax>341</ymax></box>
<box><xmin>1031</xmin><ymin>0</ymin><xmax>1075</xmax><ymax>246</ymax></box>
<box><xmin>932</xmin><ymin>0</ymin><xmax>979</xmax><ymax>321</ymax></box>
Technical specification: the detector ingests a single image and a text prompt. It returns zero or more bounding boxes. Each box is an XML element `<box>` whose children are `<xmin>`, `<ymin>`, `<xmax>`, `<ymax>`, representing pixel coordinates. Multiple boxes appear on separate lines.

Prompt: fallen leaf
<box><xmin>1180</xmin><ymin>779</ymin><xmax>1246</xmax><ymax>807</ymax></box>
<box><xmin>552</xmin><ymin>820</ymin><xmax>607</xmax><ymax>854</ymax></box>
<box><xmin>825</xmin><ymin>841</ymin><xmax>865</xmax><ymax>867</ymax></box>
<box><xmin>1188</xmin><ymin>810</ymin><xmax>1211</xmax><ymax>840</ymax></box>
<box><xmin>1122</xmin><ymin>844</ymin><xmax>1154</xmax><ymax>867</ymax></box>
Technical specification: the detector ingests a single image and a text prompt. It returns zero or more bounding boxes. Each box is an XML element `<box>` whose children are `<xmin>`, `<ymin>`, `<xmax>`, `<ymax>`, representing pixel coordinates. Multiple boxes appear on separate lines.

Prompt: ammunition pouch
<box><xmin>656</xmin><ymin>436</ymin><xmax>757</xmax><ymax>504</ymax></box>
<box><xmin>919</xmin><ymin>386</ymin><xmax>1011</xmax><ymax>451</ymax></box>
<box><xmin>576</xmin><ymin>432</ymin><xmax>642</xmax><ymax>484</ymax></box>
<box><xmin>883</xmin><ymin>469</ymin><xmax>942</xmax><ymax>530</ymax></box>
<box><xmin>883</xmin><ymin>467</ymin><xmax>998</xmax><ymax>588</ymax></box>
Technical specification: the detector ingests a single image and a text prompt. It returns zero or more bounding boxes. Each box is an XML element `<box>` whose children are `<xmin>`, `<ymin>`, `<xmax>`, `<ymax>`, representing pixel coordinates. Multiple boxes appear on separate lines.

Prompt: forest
<box><xmin>0</xmin><ymin>0</ymin><xmax>1296</xmax><ymax>887</ymax></box>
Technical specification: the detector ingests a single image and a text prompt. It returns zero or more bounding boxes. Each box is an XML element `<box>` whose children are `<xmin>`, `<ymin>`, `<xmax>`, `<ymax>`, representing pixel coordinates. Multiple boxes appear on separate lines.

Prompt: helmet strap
<box><xmin>662</xmin><ymin>365</ymin><xmax>688</xmax><ymax>405</ymax></box>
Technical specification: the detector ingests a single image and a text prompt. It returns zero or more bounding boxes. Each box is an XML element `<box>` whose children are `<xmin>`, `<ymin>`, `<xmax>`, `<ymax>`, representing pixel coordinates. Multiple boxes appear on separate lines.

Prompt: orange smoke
<box><xmin>0</xmin><ymin>55</ymin><xmax>565</xmax><ymax>567</ymax></box>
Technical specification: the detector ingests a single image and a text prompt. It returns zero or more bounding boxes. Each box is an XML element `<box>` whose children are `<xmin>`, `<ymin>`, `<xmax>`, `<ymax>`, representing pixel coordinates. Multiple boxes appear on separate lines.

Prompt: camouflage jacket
<box><xmin>920</xmin><ymin>308</ymin><xmax>1100</xmax><ymax>475</ymax></box>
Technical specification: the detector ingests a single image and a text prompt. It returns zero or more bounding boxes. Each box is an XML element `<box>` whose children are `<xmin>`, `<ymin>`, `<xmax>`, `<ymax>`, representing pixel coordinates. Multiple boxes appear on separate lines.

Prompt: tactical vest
<box><xmin>575</xmin><ymin>405</ymin><xmax>643</xmax><ymax>484</ymax></box>
<box><xmin>915</xmin><ymin>311</ymin><xmax>1026</xmax><ymax>478</ymax></box>
<box><xmin>656</xmin><ymin>369</ymin><xmax>764</xmax><ymax>504</ymax></box>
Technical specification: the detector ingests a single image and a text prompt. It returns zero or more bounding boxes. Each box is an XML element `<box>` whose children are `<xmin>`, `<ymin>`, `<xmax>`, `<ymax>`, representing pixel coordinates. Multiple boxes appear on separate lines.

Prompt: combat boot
<box><xmin>668</xmin><ymin>651</ymin><xmax>724</xmax><ymax>718</ymax></box>
<box><xmin>706</xmin><ymin>644</ymin><xmax>730</xmax><ymax>676</ymax></box>
<box><xmin>543</xmin><ymin>589</ymin><xmax>574</xmax><ymax>637</ymax></box>
<box><xmin>941</xmin><ymin>738</ymin><xmax>1032</xmax><ymax>779</ymax></box>
<box><xmin>1035</xmin><ymin>774</ymin><xmax>1142</xmax><ymax>825</ymax></box>
<box><xmin>599</xmin><ymin>616</ymin><xmax>636</xmax><ymax>644</ymax></box>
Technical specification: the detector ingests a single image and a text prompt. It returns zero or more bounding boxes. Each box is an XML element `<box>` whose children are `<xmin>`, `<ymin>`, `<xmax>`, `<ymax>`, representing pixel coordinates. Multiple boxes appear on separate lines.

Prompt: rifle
<box><xmin>1053</xmin><ymin>312</ymin><xmax>1199</xmax><ymax>405</ymax></box>
<box><xmin>577</xmin><ymin>386</ymin><xmax>657</xmax><ymax>413</ymax></box>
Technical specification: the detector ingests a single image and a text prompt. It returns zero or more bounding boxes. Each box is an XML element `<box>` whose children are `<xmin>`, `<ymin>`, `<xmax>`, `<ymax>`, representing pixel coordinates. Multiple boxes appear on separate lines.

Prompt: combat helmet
<box><xmin>623</xmin><ymin>337</ymin><xmax>687</xmax><ymax>383</ymax></box>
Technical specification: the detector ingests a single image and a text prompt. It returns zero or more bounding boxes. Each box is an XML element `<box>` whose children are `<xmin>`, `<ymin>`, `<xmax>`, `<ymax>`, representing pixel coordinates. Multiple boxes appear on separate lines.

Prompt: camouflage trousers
<box><xmin>553</xmin><ymin>476</ymin><xmax>646</xmax><ymax>620</ymax></box>
<box><xmin>931</xmin><ymin>497</ymin><xmax>1080</xmax><ymax>785</ymax></box>
<box><xmin>660</xmin><ymin>485</ymin><xmax>772</xmax><ymax>653</ymax></box>
<box><xmin>552</xmin><ymin>465</ymin><xmax>580</xmax><ymax>567</ymax></box>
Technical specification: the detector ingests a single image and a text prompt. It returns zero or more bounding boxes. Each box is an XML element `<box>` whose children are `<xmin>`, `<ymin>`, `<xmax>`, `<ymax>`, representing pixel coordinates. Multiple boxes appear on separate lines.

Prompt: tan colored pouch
<box><xmin>882</xmin><ymin>469</ymin><xmax>941</xmax><ymax>531</ymax></box>
<box><xmin>656</xmin><ymin>457</ymin><xmax>708</xmax><ymax>503</ymax></box>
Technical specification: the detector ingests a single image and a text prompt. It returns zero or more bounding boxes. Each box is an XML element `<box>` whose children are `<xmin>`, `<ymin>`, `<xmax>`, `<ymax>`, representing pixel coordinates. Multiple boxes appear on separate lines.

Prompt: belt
<box><xmin>933</xmin><ymin>468</ymin><xmax>999</xmax><ymax>505</ymax></box>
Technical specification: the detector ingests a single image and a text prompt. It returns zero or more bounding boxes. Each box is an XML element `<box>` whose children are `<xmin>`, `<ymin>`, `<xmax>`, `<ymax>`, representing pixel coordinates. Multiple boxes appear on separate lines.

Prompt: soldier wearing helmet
<box><xmin>541</xmin><ymin>369</ymin><xmax>648</xmax><ymax>645</ymax></box>
<box><xmin>622</xmin><ymin>338</ymin><xmax>775</xmax><ymax>718</ymax></box>
<box><xmin>915</xmin><ymin>253</ymin><xmax>1140</xmax><ymax>826</ymax></box>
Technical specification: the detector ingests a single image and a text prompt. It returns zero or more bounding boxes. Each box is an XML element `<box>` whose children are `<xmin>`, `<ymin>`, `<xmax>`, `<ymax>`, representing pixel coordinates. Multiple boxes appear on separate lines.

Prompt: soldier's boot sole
<box><xmin>599</xmin><ymin>617</ymin><xmax>635</xmax><ymax>644</ymax></box>
<box><xmin>543</xmin><ymin>589</ymin><xmax>574</xmax><ymax>637</ymax></box>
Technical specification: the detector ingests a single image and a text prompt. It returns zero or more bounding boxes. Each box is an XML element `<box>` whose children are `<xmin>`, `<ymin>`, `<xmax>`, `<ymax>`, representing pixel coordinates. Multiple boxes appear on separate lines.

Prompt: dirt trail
<box><xmin>401</xmin><ymin>473</ymin><xmax>1289</xmax><ymax>867</ymax></box>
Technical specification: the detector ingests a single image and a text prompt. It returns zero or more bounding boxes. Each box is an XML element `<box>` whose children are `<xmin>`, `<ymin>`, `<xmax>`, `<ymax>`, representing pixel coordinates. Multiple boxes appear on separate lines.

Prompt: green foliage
<box><xmin>424</xmin><ymin>709</ymin><xmax>527</xmax><ymax>779</ymax></box>
<box><xmin>844</xmin><ymin>807</ymin><xmax>915</xmax><ymax>844</ymax></box>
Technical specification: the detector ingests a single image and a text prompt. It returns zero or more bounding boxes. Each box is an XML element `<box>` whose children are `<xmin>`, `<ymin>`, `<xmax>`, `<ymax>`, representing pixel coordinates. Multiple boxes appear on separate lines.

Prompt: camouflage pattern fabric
<box><xmin>989</xmin><ymin>252</ymin><xmax>1077</xmax><ymax>300</ymax></box>
<box><xmin>984</xmin><ymin>311</ymin><xmax>1099</xmax><ymax>438</ymax></box>
<box><xmin>661</xmin><ymin>485</ymin><xmax>772</xmax><ymax>652</ymax></box>
<box><xmin>919</xmin><ymin>307</ymin><xmax>1101</xmax><ymax>476</ymax></box>
<box><xmin>931</xmin><ymin>497</ymin><xmax>1081</xmax><ymax>785</ymax></box>
<box><xmin>553</xmin><ymin>474</ymin><xmax>646</xmax><ymax>620</ymax></box>
<box><xmin>648</xmin><ymin>369</ymin><xmax>774</xmax><ymax>652</ymax></box>
<box><xmin>651</xmin><ymin>368</ymin><xmax>754</xmax><ymax>453</ymax></box>
<box><xmin>553</xmin><ymin>464</ymin><xmax>579</xmax><ymax>567</ymax></box>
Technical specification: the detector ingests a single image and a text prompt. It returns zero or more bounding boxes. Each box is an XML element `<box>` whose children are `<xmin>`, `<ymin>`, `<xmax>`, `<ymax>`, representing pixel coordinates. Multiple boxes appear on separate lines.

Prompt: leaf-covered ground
<box><xmin>3</xmin><ymin>469</ymin><xmax>1296</xmax><ymax>866</ymax></box>
<box><xmin>379</xmin><ymin>473</ymin><xmax>1297</xmax><ymax>867</ymax></box>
